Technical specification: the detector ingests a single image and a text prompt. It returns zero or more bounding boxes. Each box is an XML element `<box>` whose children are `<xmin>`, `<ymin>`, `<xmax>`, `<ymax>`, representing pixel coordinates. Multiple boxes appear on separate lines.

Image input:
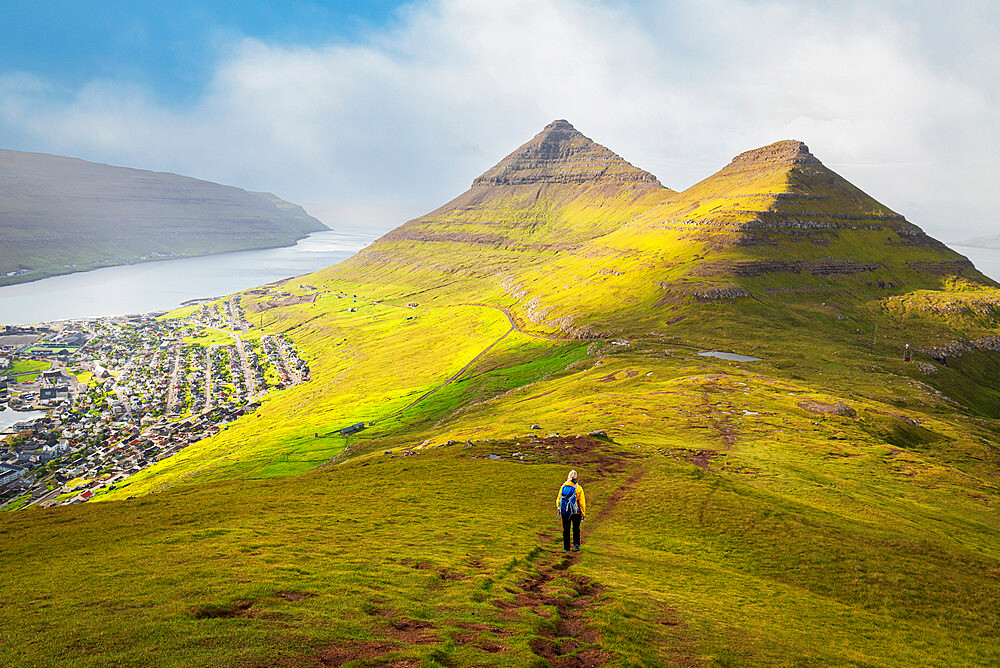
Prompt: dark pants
<box><xmin>561</xmin><ymin>513</ymin><xmax>581</xmax><ymax>550</ymax></box>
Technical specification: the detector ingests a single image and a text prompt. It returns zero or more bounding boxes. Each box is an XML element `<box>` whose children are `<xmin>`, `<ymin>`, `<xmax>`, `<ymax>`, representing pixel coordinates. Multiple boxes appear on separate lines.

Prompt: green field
<box><xmin>2</xmin><ymin>358</ymin><xmax>51</xmax><ymax>383</ymax></box>
<box><xmin>183</xmin><ymin>328</ymin><xmax>235</xmax><ymax>347</ymax></box>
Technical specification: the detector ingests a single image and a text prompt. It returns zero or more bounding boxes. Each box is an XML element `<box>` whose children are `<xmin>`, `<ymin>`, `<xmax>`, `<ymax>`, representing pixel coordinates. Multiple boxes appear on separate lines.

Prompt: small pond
<box><xmin>698</xmin><ymin>351</ymin><xmax>762</xmax><ymax>362</ymax></box>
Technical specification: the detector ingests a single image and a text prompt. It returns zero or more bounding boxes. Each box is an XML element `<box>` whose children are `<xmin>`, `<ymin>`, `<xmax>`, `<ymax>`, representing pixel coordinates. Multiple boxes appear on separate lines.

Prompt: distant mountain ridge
<box><xmin>0</xmin><ymin>148</ymin><xmax>326</xmax><ymax>285</ymax></box>
<box><xmin>955</xmin><ymin>234</ymin><xmax>1000</xmax><ymax>250</ymax></box>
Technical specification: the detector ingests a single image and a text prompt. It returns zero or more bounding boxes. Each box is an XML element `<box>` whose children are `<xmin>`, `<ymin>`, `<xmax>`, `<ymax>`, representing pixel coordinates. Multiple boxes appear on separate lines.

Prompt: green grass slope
<box><xmin>2</xmin><ymin>124</ymin><xmax>1000</xmax><ymax>666</ymax></box>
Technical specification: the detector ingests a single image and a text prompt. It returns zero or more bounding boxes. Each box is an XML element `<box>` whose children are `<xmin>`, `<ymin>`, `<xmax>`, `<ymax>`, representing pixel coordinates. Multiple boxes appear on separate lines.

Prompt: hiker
<box><xmin>556</xmin><ymin>470</ymin><xmax>586</xmax><ymax>552</ymax></box>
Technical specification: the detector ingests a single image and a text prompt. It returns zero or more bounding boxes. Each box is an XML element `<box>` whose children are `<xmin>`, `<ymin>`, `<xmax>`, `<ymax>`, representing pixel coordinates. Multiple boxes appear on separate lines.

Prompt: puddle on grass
<box><xmin>698</xmin><ymin>351</ymin><xmax>763</xmax><ymax>362</ymax></box>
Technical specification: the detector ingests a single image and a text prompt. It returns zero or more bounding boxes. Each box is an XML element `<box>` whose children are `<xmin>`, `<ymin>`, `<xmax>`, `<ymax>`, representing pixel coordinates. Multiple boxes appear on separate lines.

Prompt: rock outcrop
<box><xmin>472</xmin><ymin>119</ymin><xmax>662</xmax><ymax>187</ymax></box>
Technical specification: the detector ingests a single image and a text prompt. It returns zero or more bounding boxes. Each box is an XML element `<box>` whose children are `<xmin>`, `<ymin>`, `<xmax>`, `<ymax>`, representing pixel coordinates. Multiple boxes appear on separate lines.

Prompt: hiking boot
<box><xmin>573</xmin><ymin>545</ymin><xmax>581</xmax><ymax>552</ymax></box>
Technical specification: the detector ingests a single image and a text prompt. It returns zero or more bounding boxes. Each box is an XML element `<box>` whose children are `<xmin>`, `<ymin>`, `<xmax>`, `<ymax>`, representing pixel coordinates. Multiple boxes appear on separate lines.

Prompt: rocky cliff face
<box><xmin>633</xmin><ymin>139</ymin><xmax>966</xmax><ymax>261</ymax></box>
<box><xmin>478</xmin><ymin>134</ymin><xmax>994</xmax><ymax>338</ymax></box>
<box><xmin>724</xmin><ymin>139</ymin><xmax>823</xmax><ymax>172</ymax></box>
<box><xmin>471</xmin><ymin>119</ymin><xmax>662</xmax><ymax>187</ymax></box>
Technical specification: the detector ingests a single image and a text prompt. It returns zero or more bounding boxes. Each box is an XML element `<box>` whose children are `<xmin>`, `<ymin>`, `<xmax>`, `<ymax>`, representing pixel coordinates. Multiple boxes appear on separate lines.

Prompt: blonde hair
<box><xmin>567</xmin><ymin>469</ymin><xmax>578</xmax><ymax>482</ymax></box>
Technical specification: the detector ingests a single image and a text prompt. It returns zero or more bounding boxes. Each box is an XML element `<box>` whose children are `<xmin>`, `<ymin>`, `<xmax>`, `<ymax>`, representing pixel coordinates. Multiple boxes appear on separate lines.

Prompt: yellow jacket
<box><xmin>556</xmin><ymin>481</ymin><xmax>586</xmax><ymax>516</ymax></box>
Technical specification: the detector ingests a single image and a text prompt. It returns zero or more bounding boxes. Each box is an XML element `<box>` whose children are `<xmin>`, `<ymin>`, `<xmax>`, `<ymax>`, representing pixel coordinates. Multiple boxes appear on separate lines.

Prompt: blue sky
<box><xmin>0</xmin><ymin>1</ymin><xmax>997</xmax><ymax>240</ymax></box>
<box><xmin>1</xmin><ymin>1</ymin><xmax>405</xmax><ymax>103</ymax></box>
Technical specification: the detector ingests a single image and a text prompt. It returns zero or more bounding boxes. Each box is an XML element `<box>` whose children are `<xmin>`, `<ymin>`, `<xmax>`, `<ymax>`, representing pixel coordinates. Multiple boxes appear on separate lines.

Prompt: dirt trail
<box><xmin>332</xmin><ymin>293</ymin><xmax>721</xmax><ymax>430</ymax></box>
<box><xmin>499</xmin><ymin>458</ymin><xmax>647</xmax><ymax>666</ymax></box>
<box><xmin>497</xmin><ymin>549</ymin><xmax>610</xmax><ymax>668</ymax></box>
<box><xmin>367</xmin><ymin>301</ymin><xmax>566</xmax><ymax>425</ymax></box>
<box><xmin>587</xmin><ymin>465</ymin><xmax>647</xmax><ymax>531</ymax></box>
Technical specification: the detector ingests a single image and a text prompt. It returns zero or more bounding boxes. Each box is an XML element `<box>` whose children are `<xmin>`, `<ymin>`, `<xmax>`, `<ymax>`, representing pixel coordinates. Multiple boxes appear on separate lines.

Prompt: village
<box><xmin>0</xmin><ymin>303</ymin><xmax>310</xmax><ymax>510</ymax></box>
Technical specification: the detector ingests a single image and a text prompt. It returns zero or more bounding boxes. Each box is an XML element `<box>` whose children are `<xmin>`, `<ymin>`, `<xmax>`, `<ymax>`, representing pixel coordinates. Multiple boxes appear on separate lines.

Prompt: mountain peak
<box><xmin>726</xmin><ymin>139</ymin><xmax>822</xmax><ymax>171</ymax></box>
<box><xmin>472</xmin><ymin>120</ymin><xmax>662</xmax><ymax>188</ymax></box>
<box><xmin>540</xmin><ymin>118</ymin><xmax>577</xmax><ymax>134</ymax></box>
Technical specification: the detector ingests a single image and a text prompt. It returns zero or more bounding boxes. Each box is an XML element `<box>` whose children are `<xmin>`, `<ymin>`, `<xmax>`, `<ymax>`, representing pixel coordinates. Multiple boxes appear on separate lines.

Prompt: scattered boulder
<box><xmin>797</xmin><ymin>400</ymin><xmax>857</xmax><ymax>418</ymax></box>
<box><xmin>694</xmin><ymin>286</ymin><xmax>751</xmax><ymax>301</ymax></box>
<box><xmin>530</xmin><ymin>424</ymin><xmax>541</xmax><ymax>430</ymax></box>
<box><xmin>588</xmin><ymin>429</ymin><xmax>608</xmax><ymax>439</ymax></box>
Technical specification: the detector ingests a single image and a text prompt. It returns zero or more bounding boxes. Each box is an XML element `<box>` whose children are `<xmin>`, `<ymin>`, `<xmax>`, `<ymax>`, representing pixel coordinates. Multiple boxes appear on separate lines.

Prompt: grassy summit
<box><xmin>0</xmin><ymin>148</ymin><xmax>326</xmax><ymax>286</ymax></box>
<box><xmin>2</xmin><ymin>122</ymin><xmax>999</xmax><ymax>666</ymax></box>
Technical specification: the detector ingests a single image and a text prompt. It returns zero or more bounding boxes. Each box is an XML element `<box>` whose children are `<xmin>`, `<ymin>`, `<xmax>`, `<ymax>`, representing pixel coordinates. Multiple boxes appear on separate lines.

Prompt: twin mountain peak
<box><xmin>473</xmin><ymin>119</ymin><xmax>823</xmax><ymax>191</ymax></box>
<box><xmin>356</xmin><ymin>119</ymin><xmax>986</xmax><ymax>338</ymax></box>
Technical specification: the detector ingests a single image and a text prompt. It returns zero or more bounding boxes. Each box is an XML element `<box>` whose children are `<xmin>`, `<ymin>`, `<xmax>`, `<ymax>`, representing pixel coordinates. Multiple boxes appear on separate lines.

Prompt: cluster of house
<box><xmin>34</xmin><ymin>370</ymin><xmax>72</xmax><ymax>407</ymax></box>
<box><xmin>82</xmin><ymin>317</ymin><xmax>267</xmax><ymax>419</ymax></box>
<box><xmin>0</xmin><ymin>400</ymin><xmax>264</xmax><ymax>507</ymax></box>
<box><xmin>1</xmin><ymin>369</ymin><xmax>74</xmax><ymax>413</ymax></box>
<box><xmin>197</xmin><ymin>297</ymin><xmax>251</xmax><ymax>332</ymax></box>
<box><xmin>261</xmin><ymin>334</ymin><xmax>310</xmax><ymax>385</ymax></box>
<box><xmin>223</xmin><ymin>296</ymin><xmax>252</xmax><ymax>331</ymax></box>
<box><xmin>1</xmin><ymin>311</ymin><xmax>310</xmax><ymax>509</ymax></box>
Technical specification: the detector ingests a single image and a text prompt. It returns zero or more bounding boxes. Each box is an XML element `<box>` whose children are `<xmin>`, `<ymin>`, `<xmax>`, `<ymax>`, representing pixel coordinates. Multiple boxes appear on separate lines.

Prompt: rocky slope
<box><xmin>0</xmin><ymin>148</ymin><xmax>326</xmax><ymax>285</ymax></box>
<box><xmin>502</xmin><ymin>137</ymin><xmax>992</xmax><ymax>338</ymax></box>
<box><xmin>327</xmin><ymin>125</ymin><xmax>990</xmax><ymax>342</ymax></box>
<box><xmin>471</xmin><ymin>119</ymin><xmax>663</xmax><ymax>187</ymax></box>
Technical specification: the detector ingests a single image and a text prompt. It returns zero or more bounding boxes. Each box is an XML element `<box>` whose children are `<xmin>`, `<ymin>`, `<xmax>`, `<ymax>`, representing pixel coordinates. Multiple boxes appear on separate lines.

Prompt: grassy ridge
<box><xmin>3</xmin><ymin>343</ymin><xmax>999</xmax><ymax>664</ymax></box>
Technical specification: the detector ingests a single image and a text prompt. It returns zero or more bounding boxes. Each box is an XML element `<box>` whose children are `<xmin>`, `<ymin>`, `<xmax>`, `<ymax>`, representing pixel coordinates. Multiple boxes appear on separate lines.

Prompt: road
<box><xmin>370</xmin><ymin>318</ymin><xmax>515</xmax><ymax>425</ymax></box>
<box><xmin>272</xmin><ymin>339</ymin><xmax>302</xmax><ymax>385</ymax></box>
<box><xmin>112</xmin><ymin>357</ymin><xmax>135</xmax><ymax>416</ymax></box>
<box><xmin>204</xmin><ymin>347</ymin><xmax>213</xmax><ymax>410</ymax></box>
<box><xmin>200</xmin><ymin>323</ymin><xmax>261</xmax><ymax>399</ymax></box>
<box><xmin>166</xmin><ymin>344</ymin><xmax>181</xmax><ymax>410</ymax></box>
<box><xmin>340</xmin><ymin>294</ymin><xmax>707</xmax><ymax>431</ymax></box>
<box><xmin>231</xmin><ymin>332</ymin><xmax>259</xmax><ymax>398</ymax></box>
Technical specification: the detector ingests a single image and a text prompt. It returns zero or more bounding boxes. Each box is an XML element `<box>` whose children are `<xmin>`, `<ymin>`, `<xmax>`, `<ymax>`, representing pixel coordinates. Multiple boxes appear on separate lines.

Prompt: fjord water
<box><xmin>0</xmin><ymin>408</ymin><xmax>46</xmax><ymax>432</ymax></box>
<box><xmin>0</xmin><ymin>229</ymin><xmax>377</xmax><ymax>324</ymax></box>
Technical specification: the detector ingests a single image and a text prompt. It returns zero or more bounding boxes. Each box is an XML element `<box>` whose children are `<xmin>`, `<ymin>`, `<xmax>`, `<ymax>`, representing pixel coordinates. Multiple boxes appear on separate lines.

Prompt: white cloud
<box><xmin>0</xmin><ymin>0</ymin><xmax>996</xmax><ymax>240</ymax></box>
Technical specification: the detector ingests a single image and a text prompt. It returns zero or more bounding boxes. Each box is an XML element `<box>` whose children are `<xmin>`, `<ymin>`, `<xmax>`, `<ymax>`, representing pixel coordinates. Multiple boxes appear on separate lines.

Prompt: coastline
<box><xmin>0</xmin><ymin>227</ymin><xmax>329</xmax><ymax>289</ymax></box>
<box><xmin>0</xmin><ymin>229</ymin><xmax>375</xmax><ymax>326</ymax></box>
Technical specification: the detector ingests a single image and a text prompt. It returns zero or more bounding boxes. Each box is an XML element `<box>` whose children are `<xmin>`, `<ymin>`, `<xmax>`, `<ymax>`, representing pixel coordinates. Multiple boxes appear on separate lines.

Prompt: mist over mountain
<box><xmin>0</xmin><ymin>148</ymin><xmax>326</xmax><ymax>285</ymax></box>
<box><xmin>956</xmin><ymin>234</ymin><xmax>1000</xmax><ymax>250</ymax></box>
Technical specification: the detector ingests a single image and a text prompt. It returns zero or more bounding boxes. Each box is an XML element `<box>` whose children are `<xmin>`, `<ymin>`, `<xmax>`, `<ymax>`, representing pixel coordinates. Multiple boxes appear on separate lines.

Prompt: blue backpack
<box><xmin>559</xmin><ymin>484</ymin><xmax>579</xmax><ymax>516</ymax></box>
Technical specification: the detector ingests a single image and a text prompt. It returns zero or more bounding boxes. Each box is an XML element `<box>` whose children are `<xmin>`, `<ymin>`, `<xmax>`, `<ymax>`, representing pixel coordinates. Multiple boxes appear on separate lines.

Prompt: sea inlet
<box><xmin>0</xmin><ymin>229</ymin><xmax>378</xmax><ymax>325</ymax></box>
